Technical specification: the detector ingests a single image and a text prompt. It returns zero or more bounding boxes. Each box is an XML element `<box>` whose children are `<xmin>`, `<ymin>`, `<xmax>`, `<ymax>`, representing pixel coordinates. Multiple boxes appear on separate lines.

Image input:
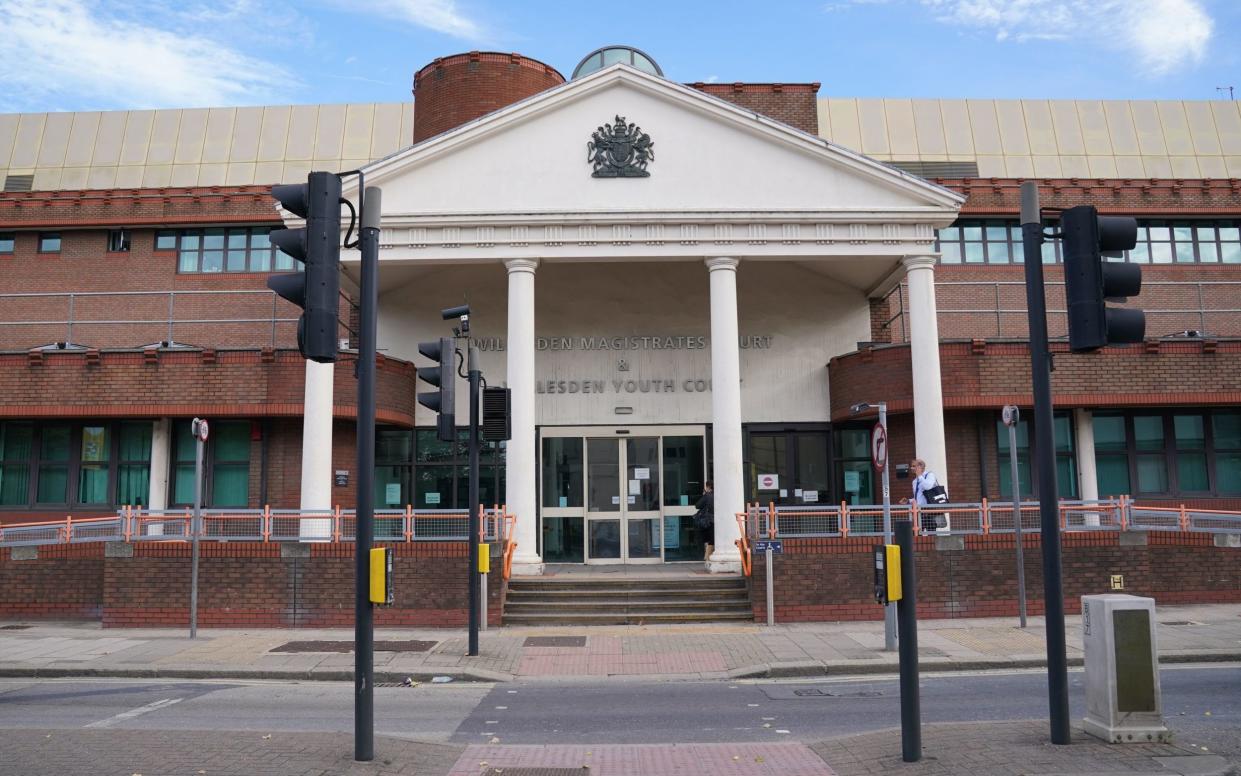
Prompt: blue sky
<box><xmin>1</xmin><ymin>0</ymin><xmax>1239</xmax><ymax>112</ymax></box>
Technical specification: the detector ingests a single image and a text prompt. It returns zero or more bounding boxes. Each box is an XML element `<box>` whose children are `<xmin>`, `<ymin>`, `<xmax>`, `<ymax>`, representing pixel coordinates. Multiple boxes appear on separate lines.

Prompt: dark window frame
<box><xmin>995</xmin><ymin>411</ymin><xmax>1077</xmax><ymax>500</ymax></box>
<box><xmin>170</xmin><ymin>420</ymin><xmax>253</xmax><ymax>508</ymax></box>
<box><xmin>106</xmin><ymin>229</ymin><xmax>131</xmax><ymax>253</ymax></box>
<box><xmin>743</xmin><ymin>423</ymin><xmax>833</xmax><ymax>506</ymax></box>
<box><xmin>37</xmin><ymin>232</ymin><xmax>61</xmax><ymax>254</ymax></box>
<box><xmin>0</xmin><ymin>232</ymin><xmax>14</xmax><ymax>254</ymax></box>
<box><xmin>0</xmin><ymin>419</ymin><xmax>153</xmax><ymax>510</ymax></box>
<box><xmin>1093</xmin><ymin>409</ymin><xmax>1238</xmax><ymax>498</ymax></box>
<box><xmin>377</xmin><ymin>427</ymin><xmax>506</xmax><ymax>510</ymax></box>
<box><xmin>169</xmin><ymin>225</ymin><xmax>295</xmax><ymax>274</ymax></box>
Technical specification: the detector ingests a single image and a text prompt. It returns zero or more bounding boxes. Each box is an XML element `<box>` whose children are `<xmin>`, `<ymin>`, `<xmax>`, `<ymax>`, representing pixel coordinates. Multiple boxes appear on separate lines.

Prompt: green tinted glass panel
<box><xmin>1173</xmin><ymin>415</ymin><xmax>1205</xmax><ymax>448</ymax></box>
<box><xmin>841</xmin><ymin>460</ymin><xmax>874</xmax><ymax>506</ymax></box>
<box><xmin>78</xmin><ymin>464</ymin><xmax>108</xmax><ymax>504</ymax></box>
<box><xmin>997</xmin><ymin>419</ymin><xmax>1030</xmax><ymax>453</ymax></box>
<box><xmin>661</xmin><ymin>436</ymin><xmax>702</xmax><ymax>508</ymax></box>
<box><xmin>1057</xmin><ymin>455</ymin><xmax>1078</xmax><ymax>498</ymax></box>
<box><xmin>213</xmin><ymin>422</ymin><xmax>250</xmax><ymax>461</ymax></box>
<box><xmin>1054</xmin><ymin>414</ymin><xmax>1074</xmax><ymax>453</ymax></box>
<box><xmin>415</xmin><ymin>465</ymin><xmax>454</xmax><ymax>508</ymax></box>
<box><xmin>1094</xmin><ymin>415</ymin><xmax>1127</xmax><ymax>452</ymax></box>
<box><xmin>1217</xmin><ymin>454</ymin><xmax>1241</xmax><ymax>494</ymax></box>
<box><xmin>201</xmin><ymin>251</ymin><xmax>223</xmax><ymax>272</ymax></box>
<box><xmin>375</xmin><ymin>464</ymin><xmax>407</xmax><ymax>507</ymax></box>
<box><xmin>119</xmin><ymin>423</ymin><xmax>152</xmax><ymax>462</ymax></box>
<box><xmin>1096</xmin><ymin>455</ymin><xmax>1130</xmax><ymax>496</ymax></box>
<box><xmin>416</xmin><ymin>430</ymin><xmax>454</xmax><ymax>463</ymax></box>
<box><xmin>117</xmin><ymin>464</ymin><xmax>150</xmax><ymax>507</ymax></box>
<box><xmin>838</xmin><ymin>429</ymin><xmax>869</xmax><ymax>459</ymax></box>
<box><xmin>203</xmin><ymin>228</ymin><xmax>225</xmax><ymax>249</ymax></box>
<box><xmin>1213</xmin><ymin>413</ymin><xmax>1241</xmax><ymax>448</ymax></box>
<box><xmin>998</xmin><ymin>453</ymin><xmax>1032</xmax><ymax>499</ymax></box>
<box><xmin>37</xmin><ymin>465</ymin><xmax>68</xmax><ymax>503</ymax></box>
<box><xmin>41</xmin><ymin>425</ymin><xmax>70</xmax><ymax>461</ymax></box>
<box><xmin>174</xmin><ymin>463</ymin><xmax>196</xmax><ymax>504</ymax></box>
<box><xmin>376</xmin><ymin>429</ymin><xmax>412</xmax><ymax>463</ymax></box>
<box><xmin>178</xmin><ymin>250</ymin><xmax>198</xmax><ymax>272</ymax></box>
<box><xmin>175</xmin><ymin>422</ymin><xmax>196</xmax><ymax>460</ymax></box>
<box><xmin>1136</xmin><ymin>455</ymin><xmax>1168</xmax><ymax>493</ymax></box>
<box><xmin>939</xmin><ymin>242</ymin><xmax>962</xmax><ymax>263</ymax></box>
<box><xmin>1</xmin><ymin>423</ymin><xmax>33</xmax><ymax>460</ymax></box>
<box><xmin>211</xmin><ymin>463</ymin><xmax>248</xmax><ymax>507</ymax></box>
<box><xmin>1177</xmin><ymin>452</ymin><xmax>1209</xmax><ymax>491</ymax></box>
<box><xmin>0</xmin><ymin>464</ymin><xmax>29</xmax><ymax>505</ymax></box>
<box><xmin>155</xmin><ymin>230</ymin><xmax>177</xmax><ymax>250</ymax></box>
<box><xmin>1134</xmin><ymin>416</ymin><xmax>1164</xmax><ymax>451</ymax></box>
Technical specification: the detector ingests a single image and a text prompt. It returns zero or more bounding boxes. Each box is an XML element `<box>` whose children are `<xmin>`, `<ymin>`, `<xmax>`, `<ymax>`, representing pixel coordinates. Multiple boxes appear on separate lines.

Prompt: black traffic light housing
<box><xmin>417</xmin><ymin>337</ymin><xmax>457</xmax><ymax>442</ymax></box>
<box><xmin>481</xmin><ymin>387</ymin><xmax>511</xmax><ymax>441</ymax></box>
<box><xmin>1060</xmin><ymin>205</ymin><xmax>1144</xmax><ymax>352</ymax></box>
<box><xmin>267</xmin><ymin>171</ymin><xmax>342</xmax><ymax>363</ymax></box>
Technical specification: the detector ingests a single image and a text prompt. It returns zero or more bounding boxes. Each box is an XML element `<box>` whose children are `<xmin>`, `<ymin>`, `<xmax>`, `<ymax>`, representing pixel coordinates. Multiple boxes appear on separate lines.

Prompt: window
<box><xmin>937</xmin><ymin>218</ymin><xmax>1241</xmax><ymax>265</ymax></box>
<box><xmin>996</xmin><ymin>413</ymin><xmax>1076</xmax><ymax>499</ymax></box>
<box><xmin>168</xmin><ymin>226</ymin><xmax>294</xmax><ymax>273</ymax></box>
<box><xmin>1093</xmin><ymin>410</ymin><xmax>1240</xmax><ymax>497</ymax></box>
<box><xmin>0</xmin><ymin>421</ymin><xmax>150</xmax><ymax>508</ymax></box>
<box><xmin>835</xmin><ymin>427</ymin><xmax>875</xmax><ymax>506</ymax></box>
<box><xmin>376</xmin><ymin>429</ymin><xmax>413</xmax><ymax>508</ymax></box>
<box><xmin>0</xmin><ymin>232</ymin><xmax>13</xmax><ymax>254</ymax></box>
<box><xmin>372</xmin><ymin>428</ymin><xmax>506</xmax><ymax>510</ymax></box>
<box><xmin>107</xmin><ymin>229</ymin><xmax>131</xmax><ymax>252</ymax></box>
<box><xmin>172</xmin><ymin>420</ymin><xmax>251</xmax><ymax>507</ymax></box>
<box><xmin>38</xmin><ymin>232</ymin><xmax>61</xmax><ymax>253</ymax></box>
<box><xmin>745</xmin><ymin>426</ymin><xmax>831</xmax><ymax>506</ymax></box>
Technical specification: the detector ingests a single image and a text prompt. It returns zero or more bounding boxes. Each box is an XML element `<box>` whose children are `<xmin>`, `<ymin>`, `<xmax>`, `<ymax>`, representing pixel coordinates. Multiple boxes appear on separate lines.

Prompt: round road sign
<box><xmin>871</xmin><ymin>423</ymin><xmax>887</xmax><ymax>471</ymax></box>
<box><xmin>193</xmin><ymin>418</ymin><xmax>209</xmax><ymax>442</ymax></box>
<box><xmin>758</xmin><ymin>473</ymin><xmax>778</xmax><ymax>490</ymax></box>
<box><xmin>1002</xmin><ymin>405</ymin><xmax>1020</xmax><ymax>427</ymax></box>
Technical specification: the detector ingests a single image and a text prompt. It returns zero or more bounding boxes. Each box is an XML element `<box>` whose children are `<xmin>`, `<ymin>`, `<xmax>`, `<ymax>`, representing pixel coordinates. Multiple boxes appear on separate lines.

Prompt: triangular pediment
<box><xmin>350</xmin><ymin>64</ymin><xmax>963</xmax><ymax>222</ymax></box>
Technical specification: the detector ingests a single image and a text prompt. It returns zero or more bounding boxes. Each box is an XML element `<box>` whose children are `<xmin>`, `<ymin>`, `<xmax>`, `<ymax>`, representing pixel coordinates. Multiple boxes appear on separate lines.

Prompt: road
<box><xmin>0</xmin><ymin>664</ymin><xmax>1237</xmax><ymax>754</ymax></box>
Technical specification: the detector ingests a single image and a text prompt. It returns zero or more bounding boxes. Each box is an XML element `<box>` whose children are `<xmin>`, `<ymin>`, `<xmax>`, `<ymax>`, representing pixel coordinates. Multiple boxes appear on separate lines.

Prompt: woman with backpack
<box><xmin>694</xmin><ymin>480</ymin><xmax>715</xmax><ymax>561</ymax></box>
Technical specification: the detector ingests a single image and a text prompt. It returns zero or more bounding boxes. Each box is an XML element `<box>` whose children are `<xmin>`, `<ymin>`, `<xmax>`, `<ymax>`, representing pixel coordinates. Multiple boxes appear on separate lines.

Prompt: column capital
<box><xmin>705</xmin><ymin>256</ymin><xmax>739</xmax><ymax>271</ymax></box>
<box><xmin>505</xmin><ymin>258</ymin><xmax>540</xmax><ymax>274</ymax></box>
<box><xmin>901</xmin><ymin>255</ymin><xmax>938</xmax><ymax>273</ymax></box>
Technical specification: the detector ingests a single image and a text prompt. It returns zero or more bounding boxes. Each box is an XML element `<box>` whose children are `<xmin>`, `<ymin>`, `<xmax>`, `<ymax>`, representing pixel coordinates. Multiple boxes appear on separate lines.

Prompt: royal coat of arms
<box><xmin>587</xmin><ymin>115</ymin><xmax>654</xmax><ymax>177</ymax></box>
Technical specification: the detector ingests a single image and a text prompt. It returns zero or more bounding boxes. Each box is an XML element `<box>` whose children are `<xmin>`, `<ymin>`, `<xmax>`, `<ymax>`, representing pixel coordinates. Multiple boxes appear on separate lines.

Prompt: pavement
<box><xmin>1</xmin><ymin>602</ymin><xmax>1239</xmax><ymax>683</ymax></box>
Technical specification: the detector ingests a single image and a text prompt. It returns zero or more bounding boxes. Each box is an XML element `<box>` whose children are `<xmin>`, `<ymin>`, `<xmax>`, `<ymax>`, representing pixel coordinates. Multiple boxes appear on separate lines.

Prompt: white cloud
<box><xmin>920</xmin><ymin>0</ymin><xmax>1212</xmax><ymax>74</ymax></box>
<box><xmin>0</xmin><ymin>0</ymin><xmax>298</xmax><ymax>111</ymax></box>
<box><xmin>347</xmin><ymin>0</ymin><xmax>484</xmax><ymax>40</ymax></box>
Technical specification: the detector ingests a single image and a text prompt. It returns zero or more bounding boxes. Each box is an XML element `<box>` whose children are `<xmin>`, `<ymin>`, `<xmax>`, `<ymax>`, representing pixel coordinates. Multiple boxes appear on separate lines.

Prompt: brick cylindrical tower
<box><xmin>412</xmin><ymin>52</ymin><xmax>565</xmax><ymax>143</ymax></box>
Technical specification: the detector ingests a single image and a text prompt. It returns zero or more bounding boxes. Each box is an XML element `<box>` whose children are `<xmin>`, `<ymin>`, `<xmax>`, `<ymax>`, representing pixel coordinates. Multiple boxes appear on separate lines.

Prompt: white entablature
<box><xmin>341</xmin><ymin>63</ymin><xmax>963</xmax><ymax>274</ymax></box>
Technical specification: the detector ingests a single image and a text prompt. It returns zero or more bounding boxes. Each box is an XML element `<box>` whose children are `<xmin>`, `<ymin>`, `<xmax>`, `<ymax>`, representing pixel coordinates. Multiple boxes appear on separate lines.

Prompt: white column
<box><xmin>506</xmin><ymin>258</ymin><xmax>542</xmax><ymax>575</ymax></box>
<box><xmin>903</xmin><ymin>255</ymin><xmax>949</xmax><ymax>488</ymax></box>
<box><xmin>299</xmin><ymin>359</ymin><xmax>334</xmax><ymax>540</ymax></box>
<box><xmin>147</xmin><ymin>418</ymin><xmax>171</xmax><ymax>511</ymax></box>
<box><xmin>1074</xmin><ymin>408</ymin><xmax>1100</xmax><ymax>525</ymax></box>
<box><xmin>706</xmin><ymin>257</ymin><xmax>743</xmax><ymax>572</ymax></box>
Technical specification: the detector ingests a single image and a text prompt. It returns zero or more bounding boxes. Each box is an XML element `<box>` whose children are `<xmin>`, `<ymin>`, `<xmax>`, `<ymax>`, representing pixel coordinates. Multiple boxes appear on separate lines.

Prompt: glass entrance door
<box><xmin>540</xmin><ymin>426</ymin><xmax>706</xmax><ymax>564</ymax></box>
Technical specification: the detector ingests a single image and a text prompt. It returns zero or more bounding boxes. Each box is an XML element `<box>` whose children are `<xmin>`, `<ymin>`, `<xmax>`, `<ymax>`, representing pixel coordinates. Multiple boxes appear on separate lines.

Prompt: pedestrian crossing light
<box><xmin>417</xmin><ymin>336</ymin><xmax>457</xmax><ymax>442</ymax></box>
<box><xmin>267</xmin><ymin>171</ymin><xmax>342</xmax><ymax>363</ymax></box>
<box><xmin>1060</xmin><ymin>205</ymin><xmax>1144</xmax><ymax>353</ymax></box>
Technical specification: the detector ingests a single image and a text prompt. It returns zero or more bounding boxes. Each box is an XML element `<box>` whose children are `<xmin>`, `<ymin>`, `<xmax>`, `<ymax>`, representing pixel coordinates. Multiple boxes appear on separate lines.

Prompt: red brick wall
<box><xmin>0</xmin><ymin>541</ymin><xmax>505</xmax><ymax>628</ymax></box>
<box><xmin>939</xmin><ymin>177</ymin><xmax>1241</xmax><ymax>216</ymax></box>
<box><xmin>412</xmin><ymin>52</ymin><xmax>564</xmax><ymax>142</ymax></box>
<box><xmin>689</xmin><ymin>83</ymin><xmax>820</xmax><ymax>135</ymax></box>
<box><xmin>751</xmin><ymin>530</ymin><xmax>1241</xmax><ymax>622</ymax></box>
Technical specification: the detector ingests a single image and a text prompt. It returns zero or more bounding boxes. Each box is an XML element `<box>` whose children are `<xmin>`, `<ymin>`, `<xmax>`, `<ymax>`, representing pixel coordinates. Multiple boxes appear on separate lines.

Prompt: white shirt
<box><xmin>912</xmin><ymin>471</ymin><xmax>939</xmax><ymax>506</ymax></box>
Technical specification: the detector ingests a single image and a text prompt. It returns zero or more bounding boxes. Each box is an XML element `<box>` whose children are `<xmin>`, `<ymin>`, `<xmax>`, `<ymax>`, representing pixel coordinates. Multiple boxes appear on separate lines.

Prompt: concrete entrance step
<box><xmin>506</xmin><ymin>587</ymin><xmax>746</xmax><ymax>601</ymax></box>
<box><xmin>503</xmin><ymin>609</ymin><xmax>756</xmax><ymax>626</ymax></box>
<box><xmin>503</xmin><ymin>574</ymin><xmax>752</xmax><ymax>625</ymax></box>
<box><xmin>505</xmin><ymin>599</ymin><xmax>753</xmax><ymax>613</ymax></box>
<box><xmin>509</xmin><ymin>577</ymin><xmax>745</xmax><ymax>592</ymax></box>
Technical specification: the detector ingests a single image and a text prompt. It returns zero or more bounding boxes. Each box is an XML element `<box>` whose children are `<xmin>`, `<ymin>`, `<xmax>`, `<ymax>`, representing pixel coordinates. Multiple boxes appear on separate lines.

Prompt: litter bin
<box><xmin>1081</xmin><ymin>594</ymin><xmax>1171</xmax><ymax>743</ymax></box>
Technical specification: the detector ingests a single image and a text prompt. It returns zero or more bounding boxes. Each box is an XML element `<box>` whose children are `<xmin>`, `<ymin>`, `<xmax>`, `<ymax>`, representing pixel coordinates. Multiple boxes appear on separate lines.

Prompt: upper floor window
<box><xmin>107</xmin><ymin>229</ymin><xmax>131</xmax><ymax>252</ymax></box>
<box><xmin>937</xmin><ymin>218</ymin><xmax>1241</xmax><ymax>266</ymax></box>
<box><xmin>0</xmin><ymin>420</ymin><xmax>152</xmax><ymax>508</ymax></box>
<box><xmin>1094</xmin><ymin>410</ymin><xmax>1241</xmax><ymax>497</ymax></box>
<box><xmin>38</xmin><ymin>232</ymin><xmax>61</xmax><ymax>253</ymax></box>
<box><xmin>0</xmin><ymin>232</ymin><xmax>13</xmax><ymax>254</ymax></box>
<box><xmin>166</xmin><ymin>226</ymin><xmax>296</xmax><ymax>274</ymax></box>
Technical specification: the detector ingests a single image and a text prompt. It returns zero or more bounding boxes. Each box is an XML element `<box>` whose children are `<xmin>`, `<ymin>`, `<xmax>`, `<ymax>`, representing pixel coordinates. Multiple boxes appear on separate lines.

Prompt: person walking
<box><xmin>903</xmin><ymin>458</ymin><xmax>946</xmax><ymax>532</ymax></box>
<box><xmin>694</xmin><ymin>480</ymin><xmax>715</xmax><ymax>561</ymax></box>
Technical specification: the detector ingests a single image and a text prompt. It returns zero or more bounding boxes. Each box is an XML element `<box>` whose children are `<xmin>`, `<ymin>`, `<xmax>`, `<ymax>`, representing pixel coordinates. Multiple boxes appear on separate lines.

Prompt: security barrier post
<box><xmin>895</xmin><ymin>519</ymin><xmax>921</xmax><ymax>762</ymax></box>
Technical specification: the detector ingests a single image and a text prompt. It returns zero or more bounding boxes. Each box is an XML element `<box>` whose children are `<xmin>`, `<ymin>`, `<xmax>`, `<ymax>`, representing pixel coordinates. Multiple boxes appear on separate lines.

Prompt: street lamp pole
<box><xmin>853</xmin><ymin>401</ymin><xmax>896</xmax><ymax>652</ymax></box>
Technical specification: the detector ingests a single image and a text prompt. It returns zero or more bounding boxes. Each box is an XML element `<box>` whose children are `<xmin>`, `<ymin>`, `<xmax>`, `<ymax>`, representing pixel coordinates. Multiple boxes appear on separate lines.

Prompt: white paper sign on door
<box><xmin>628</xmin><ymin>479</ymin><xmax>641</xmax><ymax>495</ymax></box>
<box><xmin>844</xmin><ymin>470</ymin><xmax>861</xmax><ymax>491</ymax></box>
<box><xmin>634</xmin><ymin>468</ymin><xmax>650</xmax><ymax>480</ymax></box>
<box><xmin>802</xmin><ymin>490</ymin><xmax>819</xmax><ymax>503</ymax></box>
<box><xmin>611</xmin><ymin>496</ymin><xmax>621</xmax><ymax>505</ymax></box>
<box><xmin>757</xmin><ymin>473</ymin><xmax>779</xmax><ymax>491</ymax></box>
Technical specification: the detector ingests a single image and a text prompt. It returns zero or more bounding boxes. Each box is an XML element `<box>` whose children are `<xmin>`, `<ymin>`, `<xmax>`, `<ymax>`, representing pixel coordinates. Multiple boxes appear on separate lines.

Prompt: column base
<box><xmin>510</xmin><ymin>555</ymin><xmax>546</xmax><ymax>576</ymax></box>
<box><xmin>706</xmin><ymin>558</ymin><xmax>742</xmax><ymax>574</ymax></box>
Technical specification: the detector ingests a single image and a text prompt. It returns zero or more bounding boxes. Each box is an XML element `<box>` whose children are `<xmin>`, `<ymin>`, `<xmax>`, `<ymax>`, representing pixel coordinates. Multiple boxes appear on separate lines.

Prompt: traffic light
<box><xmin>267</xmin><ymin>171</ymin><xmax>342</xmax><ymax>363</ymax></box>
<box><xmin>417</xmin><ymin>337</ymin><xmax>456</xmax><ymax>442</ymax></box>
<box><xmin>1060</xmin><ymin>205</ymin><xmax>1144</xmax><ymax>353</ymax></box>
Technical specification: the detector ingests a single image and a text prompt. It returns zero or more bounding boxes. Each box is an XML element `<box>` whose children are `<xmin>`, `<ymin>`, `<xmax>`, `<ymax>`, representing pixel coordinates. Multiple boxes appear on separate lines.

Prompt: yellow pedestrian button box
<box><xmin>478</xmin><ymin>543</ymin><xmax>490</xmax><ymax>574</ymax></box>
<box><xmin>369</xmin><ymin>547</ymin><xmax>393</xmax><ymax>605</ymax></box>
<box><xmin>874</xmin><ymin>544</ymin><xmax>902</xmax><ymax>605</ymax></box>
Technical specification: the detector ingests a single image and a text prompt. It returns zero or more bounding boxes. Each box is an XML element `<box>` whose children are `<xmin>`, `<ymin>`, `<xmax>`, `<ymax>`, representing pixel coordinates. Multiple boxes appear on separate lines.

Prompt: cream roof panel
<box><xmin>1184</xmin><ymin>102</ymin><xmax>1221</xmax><ymax>156</ymax></box>
<box><xmin>91</xmin><ymin>111</ymin><xmax>127</xmax><ymax>167</ymax></box>
<box><xmin>61</xmin><ymin>167</ymin><xmax>90</xmax><ymax>189</ymax></box>
<box><xmin>1087</xmin><ymin>156</ymin><xmax>1118</xmax><ymax>177</ymax></box>
<box><xmin>170</xmin><ymin>164</ymin><xmax>199</xmax><ymax>187</ymax></box>
<box><xmin>115</xmin><ymin>164</ymin><xmax>144</xmax><ymax>188</ymax></box>
<box><xmin>147</xmin><ymin>110</ymin><xmax>181</xmax><ymax>166</ymax></box>
<box><xmin>911</xmin><ymin>99</ymin><xmax>947</xmax><ymax>156</ymax></box>
<box><xmin>994</xmin><ymin>101</ymin><xmax>1030</xmax><ymax>156</ymax></box>
<box><xmin>33</xmin><ymin>168</ymin><xmax>62</xmax><ymax>190</ymax></box>
<box><xmin>314</xmin><ymin>104</ymin><xmax>346</xmax><ymax>161</ymax></box>
<box><xmin>1102</xmin><ymin>102</ymin><xmax>1140</xmax><ymax>156</ymax></box>
<box><xmin>1022</xmin><ymin>100</ymin><xmax>1057</xmax><ymax>156</ymax></box>
<box><xmin>1060</xmin><ymin>155</ymin><xmax>1089</xmax><ymax>177</ymax></box>
<box><xmin>285</xmin><ymin>105</ymin><xmax>317</xmax><ymax>161</ymax></box>
<box><xmin>175</xmin><ymin>109</ymin><xmax>209</xmax><ymax>165</ymax></box>
<box><xmin>966</xmin><ymin>100</ymin><xmax>1002</xmax><ymax>155</ymax></box>
<box><xmin>1198</xmin><ymin>156</ymin><xmax>1227</xmax><ymax>177</ymax></box>
<box><xmin>1076</xmin><ymin>101</ymin><xmax>1113</xmax><ymax>156</ymax></box>
<box><xmin>1142</xmin><ymin>155</ymin><xmax>1172</xmax><ymax>177</ymax></box>
<box><xmin>825</xmin><ymin>98</ymin><xmax>862</xmax><ymax>153</ymax></box>
<box><xmin>1050</xmin><ymin>100</ymin><xmax>1085</xmax><ymax>156</ymax></box>
<box><xmin>87</xmin><ymin>166</ymin><xmax>116</xmax><ymax>189</ymax></box>
<box><xmin>856</xmin><ymin>99</ymin><xmax>890</xmax><ymax>156</ymax></box>
<box><xmin>37</xmin><ymin>112</ymin><xmax>73</xmax><ymax>168</ymax></box>
<box><xmin>343</xmin><ymin>104</ymin><xmax>375</xmax><ymax>160</ymax></box>
<box><xmin>1212</xmin><ymin>102</ymin><xmax>1241</xmax><ymax>155</ymax></box>
<box><xmin>119</xmin><ymin>111</ymin><xmax>155</xmax><ymax>166</ymax></box>
<box><xmin>258</xmin><ymin>106</ymin><xmax>292</xmax><ymax>162</ymax></box>
<box><xmin>226</xmin><ymin>161</ymin><xmax>257</xmax><ymax>185</ymax></box>
<box><xmin>197</xmin><ymin>162</ymin><xmax>227</xmax><ymax>187</ymax></box>
<box><xmin>1169</xmin><ymin>155</ymin><xmax>1200</xmax><ymax>177</ymax></box>
<box><xmin>371</xmin><ymin>102</ymin><xmax>406</xmax><ymax>158</ymax></box>
<box><xmin>1157</xmin><ymin>102</ymin><xmax>1194</xmax><ymax>156</ymax></box>
<box><xmin>230</xmin><ymin>106</ymin><xmax>263</xmax><ymax>163</ymax></box>
<box><xmin>884</xmin><ymin>99</ymin><xmax>918</xmax><ymax>156</ymax></box>
<box><xmin>1115</xmin><ymin>155</ymin><xmax>1146</xmax><ymax>177</ymax></box>
<box><xmin>142</xmin><ymin>164</ymin><xmax>173</xmax><ymax>188</ymax></box>
<box><xmin>976</xmin><ymin>155</ymin><xmax>1005</xmax><ymax>177</ymax></box>
<box><xmin>940</xmin><ymin>99</ymin><xmax>974</xmax><ymax>157</ymax></box>
<box><xmin>254</xmin><ymin>161</ymin><xmax>285</xmax><ymax>184</ymax></box>
<box><xmin>1004</xmin><ymin>155</ymin><xmax>1034</xmax><ymax>177</ymax></box>
<box><xmin>1226</xmin><ymin>157</ymin><xmax>1241</xmax><ymax>177</ymax></box>
<box><xmin>1130</xmin><ymin>102</ymin><xmax>1168</xmax><ymax>156</ymax></box>
<box><xmin>11</xmin><ymin>114</ymin><xmax>46</xmax><ymax>168</ymax></box>
<box><xmin>202</xmin><ymin>108</ymin><xmax>236</xmax><ymax>164</ymax></box>
<box><xmin>65</xmin><ymin>112</ymin><xmax>101</xmax><ymax>167</ymax></box>
<box><xmin>1032</xmin><ymin>155</ymin><xmax>1063</xmax><ymax>177</ymax></box>
<box><xmin>0</xmin><ymin>114</ymin><xmax>20</xmax><ymax>168</ymax></box>
<box><xmin>399</xmin><ymin>104</ymin><xmax>414</xmax><ymax>149</ymax></box>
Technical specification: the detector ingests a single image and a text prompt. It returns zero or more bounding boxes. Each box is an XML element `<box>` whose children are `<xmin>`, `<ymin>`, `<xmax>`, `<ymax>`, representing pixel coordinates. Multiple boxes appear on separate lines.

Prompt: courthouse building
<box><xmin>2</xmin><ymin>47</ymin><xmax>1240</xmax><ymax>575</ymax></box>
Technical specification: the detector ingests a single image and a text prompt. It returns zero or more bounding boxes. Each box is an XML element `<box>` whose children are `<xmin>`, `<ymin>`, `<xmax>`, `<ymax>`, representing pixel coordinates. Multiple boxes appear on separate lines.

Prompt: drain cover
<box><xmin>484</xmin><ymin>769</ymin><xmax>588</xmax><ymax>775</ymax></box>
<box><xmin>523</xmin><ymin>636</ymin><xmax>587</xmax><ymax>648</ymax></box>
<box><xmin>272</xmin><ymin>640</ymin><xmax>436</xmax><ymax>653</ymax></box>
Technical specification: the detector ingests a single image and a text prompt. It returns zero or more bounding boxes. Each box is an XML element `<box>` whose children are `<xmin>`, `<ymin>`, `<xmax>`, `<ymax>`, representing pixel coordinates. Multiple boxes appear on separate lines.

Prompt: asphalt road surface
<box><xmin>0</xmin><ymin>664</ymin><xmax>1236</xmax><ymax>753</ymax></box>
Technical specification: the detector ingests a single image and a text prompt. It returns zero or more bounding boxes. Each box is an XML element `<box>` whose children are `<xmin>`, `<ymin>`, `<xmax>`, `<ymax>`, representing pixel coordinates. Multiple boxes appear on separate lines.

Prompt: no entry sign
<box><xmin>871</xmin><ymin>422</ymin><xmax>887</xmax><ymax>472</ymax></box>
<box><xmin>757</xmin><ymin>473</ymin><xmax>779</xmax><ymax>491</ymax></box>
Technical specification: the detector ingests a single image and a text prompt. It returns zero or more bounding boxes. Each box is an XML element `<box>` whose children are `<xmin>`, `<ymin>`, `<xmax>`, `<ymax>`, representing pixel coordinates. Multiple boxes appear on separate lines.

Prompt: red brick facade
<box><xmin>688</xmin><ymin>82</ymin><xmax>821</xmax><ymax>135</ymax></box>
<box><xmin>412</xmin><ymin>51</ymin><xmax>564</xmax><ymax>143</ymax></box>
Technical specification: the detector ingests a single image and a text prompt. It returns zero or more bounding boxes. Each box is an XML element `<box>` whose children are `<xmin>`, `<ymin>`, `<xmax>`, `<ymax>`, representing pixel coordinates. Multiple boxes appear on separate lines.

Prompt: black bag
<box><xmin>923</xmin><ymin>484</ymin><xmax>949</xmax><ymax>504</ymax></box>
<box><xmin>693</xmin><ymin>509</ymin><xmax>712</xmax><ymax>530</ymax></box>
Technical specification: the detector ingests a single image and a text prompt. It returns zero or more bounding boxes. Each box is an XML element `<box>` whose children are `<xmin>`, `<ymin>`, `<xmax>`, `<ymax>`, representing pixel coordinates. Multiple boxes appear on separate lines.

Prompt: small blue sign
<box><xmin>754</xmin><ymin>540</ymin><xmax>783</xmax><ymax>554</ymax></box>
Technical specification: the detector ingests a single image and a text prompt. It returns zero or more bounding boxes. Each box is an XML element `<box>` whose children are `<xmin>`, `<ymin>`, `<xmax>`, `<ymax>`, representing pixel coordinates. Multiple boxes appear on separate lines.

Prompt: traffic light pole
<box><xmin>1019</xmin><ymin>181</ymin><xmax>1071</xmax><ymax>745</ymax></box>
<box><xmin>355</xmin><ymin>185</ymin><xmax>382</xmax><ymax>762</ymax></box>
<box><xmin>467</xmin><ymin>345</ymin><xmax>481</xmax><ymax>657</ymax></box>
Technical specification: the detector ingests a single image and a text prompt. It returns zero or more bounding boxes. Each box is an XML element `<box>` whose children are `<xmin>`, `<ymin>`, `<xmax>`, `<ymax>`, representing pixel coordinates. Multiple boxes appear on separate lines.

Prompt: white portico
<box><xmin>339</xmin><ymin>63</ymin><xmax>963</xmax><ymax>574</ymax></box>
